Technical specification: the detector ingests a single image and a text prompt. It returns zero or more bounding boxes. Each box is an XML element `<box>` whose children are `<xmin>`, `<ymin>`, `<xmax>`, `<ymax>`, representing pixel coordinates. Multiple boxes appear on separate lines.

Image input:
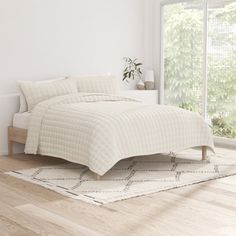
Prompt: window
<box><xmin>208</xmin><ymin>0</ymin><xmax>236</xmax><ymax>139</ymax></box>
<box><xmin>161</xmin><ymin>0</ymin><xmax>236</xmax><ymax>140</ymax></box>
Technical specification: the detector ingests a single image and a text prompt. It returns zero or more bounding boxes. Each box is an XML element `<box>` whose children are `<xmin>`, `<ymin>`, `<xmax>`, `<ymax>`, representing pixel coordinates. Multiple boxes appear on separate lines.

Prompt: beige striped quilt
<box><xmin>25</xmin><ymin>93</ymin><xmax>215</xmax><ymax>175</ymax></box>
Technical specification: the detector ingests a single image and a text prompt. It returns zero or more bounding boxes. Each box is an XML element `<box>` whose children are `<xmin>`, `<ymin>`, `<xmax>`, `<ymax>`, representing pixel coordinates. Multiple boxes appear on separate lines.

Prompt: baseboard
<box><xmin>214</xmin><ymin>137</ymin><xmax>236</xmax><ymax>149</ymax></box>
<box><xmin>0</xmin><ymin>151</ymin><xmax>25</xmax><ymax>157</ymax></box>
<box><xmin>0</xmin><ymin>146</ymin><xmax>25</xmax><ymax>157</ymax></box>
<box><xmin>0</xmin><ymin>151</ymin><xmax>8</xmax><ymax>156</ymax></box>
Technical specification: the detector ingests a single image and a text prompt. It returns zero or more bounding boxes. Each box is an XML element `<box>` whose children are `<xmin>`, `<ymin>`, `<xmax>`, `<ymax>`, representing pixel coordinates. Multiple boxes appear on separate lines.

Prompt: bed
<box><xmin>8</xmin><ymin>76</ymin><xmax>214</xmax><ymax>178</ymax></box>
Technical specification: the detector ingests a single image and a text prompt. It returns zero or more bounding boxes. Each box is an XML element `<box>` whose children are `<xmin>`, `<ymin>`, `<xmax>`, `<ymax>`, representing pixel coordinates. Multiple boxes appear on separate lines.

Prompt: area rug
<box><xmin>5</xmin><ymin>149</ymin><xmax>236</xmax><ymax>205</ymax></box>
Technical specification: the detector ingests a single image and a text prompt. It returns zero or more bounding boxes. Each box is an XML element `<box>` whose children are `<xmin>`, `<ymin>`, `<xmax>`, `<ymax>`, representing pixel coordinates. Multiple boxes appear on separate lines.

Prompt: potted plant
<box><xmin>123</xmin><ymin>57</ymin><xmax>143</xmax><ymax>85</ymax></box>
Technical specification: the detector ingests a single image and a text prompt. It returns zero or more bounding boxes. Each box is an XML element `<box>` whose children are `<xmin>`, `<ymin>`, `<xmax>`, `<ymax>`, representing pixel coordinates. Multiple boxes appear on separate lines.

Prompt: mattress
<box><xmin>13</xmin><ymin>112</ymin><xmax>31</xmax><ymax>130</ymax></box>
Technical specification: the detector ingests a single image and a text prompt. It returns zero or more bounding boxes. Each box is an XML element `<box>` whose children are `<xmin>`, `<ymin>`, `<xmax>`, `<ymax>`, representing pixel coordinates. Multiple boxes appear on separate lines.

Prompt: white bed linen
<box><xmin>19</xmin><ymin>79</ymin><xmax>77</xmax><ymax>111</ymax></box>
<box><xmin>69</xmin><ymin>75</ymin><xmax>119</xmax><ymax>94</ymax></box>
<box><xmin>25</xmin><ymin>93</ymin><xmax>215</xmax><ymax>176</ymax></box>
<box><xmin>17</xmin><ymin>77</ymin><xmax>65</xmax><ymax>113</ymax></box>
<box><xmin>13</xmin><ymin>112</ymin><xmax>31</xmax><ymax>130</ymax></box>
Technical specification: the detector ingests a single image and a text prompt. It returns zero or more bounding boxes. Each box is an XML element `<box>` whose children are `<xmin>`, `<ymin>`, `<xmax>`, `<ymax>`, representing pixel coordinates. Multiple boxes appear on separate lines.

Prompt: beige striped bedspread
<box><xmin>25</xmin><ymin>93</ymin><xmax>215</xmax><ymax>175</ymax></box>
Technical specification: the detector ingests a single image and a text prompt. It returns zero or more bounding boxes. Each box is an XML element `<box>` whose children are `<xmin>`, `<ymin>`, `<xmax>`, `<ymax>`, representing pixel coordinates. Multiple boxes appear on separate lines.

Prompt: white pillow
<box><xmin>19</xmin><ymin>92</ymin><xmax>28</xmax><ymax>113</ymax></box>
<box><xmin>20</xmin><ymin>79</ymin><xmax>77</xmax><ymax>111</ymax></box>
<box><xmin>18</xmin><ymin>77</ymin><xmax>65</xmax><ymax>112</ymax></box>
<box><xmin>68</xmin><ymin>75</ymin><xmax>119</xmax><ymax>94</ymax></box>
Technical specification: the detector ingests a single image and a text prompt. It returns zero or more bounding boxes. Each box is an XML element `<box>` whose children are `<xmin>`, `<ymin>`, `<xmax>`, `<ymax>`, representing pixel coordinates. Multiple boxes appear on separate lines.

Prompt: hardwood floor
<box><xmin>0</xmin><ymin>147</ymin><xmax>236</xmax><ymax>236</ymax></box>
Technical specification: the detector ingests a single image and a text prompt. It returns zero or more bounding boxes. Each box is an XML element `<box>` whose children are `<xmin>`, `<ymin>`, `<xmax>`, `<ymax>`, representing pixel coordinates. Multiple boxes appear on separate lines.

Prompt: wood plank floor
<box><xmin>0</xmin><ymin>146</ymin><xmax>236</xmax><ymax>236</ymax></box>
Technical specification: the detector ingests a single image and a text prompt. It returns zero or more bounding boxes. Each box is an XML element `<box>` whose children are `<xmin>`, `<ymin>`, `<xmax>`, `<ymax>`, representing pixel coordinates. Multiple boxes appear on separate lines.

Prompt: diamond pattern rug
<box><xmin>5</xmin><ymin>148</ymin><xmax>236</xmax><ymax>205</ymax></box>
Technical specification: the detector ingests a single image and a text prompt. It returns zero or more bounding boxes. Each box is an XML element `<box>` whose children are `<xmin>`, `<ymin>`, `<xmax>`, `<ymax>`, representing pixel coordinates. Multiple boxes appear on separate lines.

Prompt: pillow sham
<box><xmin>68</xmin><ymin>75</ymin><xmax>119</xmax><ymax>94</ymax></box>
<box><xmin>18</xmin><ymin>77</ymin><xmax>65</xmax><ymax>113</ymax></box>
<box><xmin>20</xmin><ymin>79</ymin><xmax>77</xmax><ymax>111</ymax></box>
<box><xmin>18</xmin><ymin>92</ymin><xmax>28</xmax><ymax>113</ymax></box>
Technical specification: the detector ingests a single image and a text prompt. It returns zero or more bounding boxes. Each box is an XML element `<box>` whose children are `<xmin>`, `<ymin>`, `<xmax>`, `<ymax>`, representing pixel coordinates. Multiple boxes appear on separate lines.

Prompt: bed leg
<box><xmin>95</xmin><ymin>174</ymin><xmax>101</xmax><ymax>180</ymax></box>
<box><xmin>8</xmin><ymin>140</ymin><xmax>13</xmax><ymax>157</ymax></box>
<box><xmin>202</xmin><ymin>146</ymin><xmax>207</xmax><ymax>161</ymax></box>
<box><xmin>8</xmin><ymin>127</ymin><xmax>13</xmax><ymax>157</ymax></box>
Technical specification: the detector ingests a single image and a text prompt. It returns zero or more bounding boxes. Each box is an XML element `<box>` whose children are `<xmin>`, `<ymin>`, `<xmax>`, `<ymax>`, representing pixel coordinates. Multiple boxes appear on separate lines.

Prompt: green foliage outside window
<box><xmin>164</xmin><ymin>3</ymin><xmax>236</xmax><ymax>139</ymax></box>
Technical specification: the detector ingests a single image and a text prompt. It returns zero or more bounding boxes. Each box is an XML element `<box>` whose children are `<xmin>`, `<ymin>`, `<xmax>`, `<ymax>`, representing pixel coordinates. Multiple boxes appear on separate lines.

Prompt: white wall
<box><xmin>0</xmin><ymin>0</ymin><xmax>157</xmax><ymax>155</ymax></box>
<box><xmin>0</xmin><ymin>94</ymin><xmax>21</xmax><ymax>155</ymax></box>
<box><xmin>0</xmin><ymin>0</ymin><xmax>147</xmax><ymax>93</ymax></box>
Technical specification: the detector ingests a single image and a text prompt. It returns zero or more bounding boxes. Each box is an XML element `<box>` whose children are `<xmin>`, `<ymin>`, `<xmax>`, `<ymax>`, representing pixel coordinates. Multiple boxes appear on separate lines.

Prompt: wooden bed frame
<box><xmin>8</xmin><ymin>126</ymin><xmax>208</xmax><ymax>180</ymax></box>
